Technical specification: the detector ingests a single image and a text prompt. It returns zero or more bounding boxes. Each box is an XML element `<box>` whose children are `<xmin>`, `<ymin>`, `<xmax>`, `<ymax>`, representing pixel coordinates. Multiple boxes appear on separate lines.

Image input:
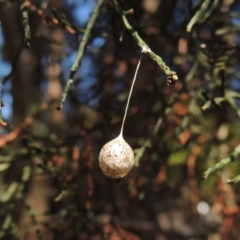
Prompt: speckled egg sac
<box><xmin>99</xmin><ymin>136</ymin><xmax>135</xmax><ymax>179</ymax></box>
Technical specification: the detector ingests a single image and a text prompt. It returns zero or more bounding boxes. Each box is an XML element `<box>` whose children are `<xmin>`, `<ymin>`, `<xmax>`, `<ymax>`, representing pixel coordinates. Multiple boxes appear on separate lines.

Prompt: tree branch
<box><xmin>111</xmin><ymin>0</ymin><xmax>178</xmax><ymax>81</ymax></box>
<box><xmin>57</xmin><ymin>0</ymin><xmax>103</xmax><ymax>110</ymax></box>
<box><xmin>20</xmin><ymin>0</ymin><xmax>31</xmax><ymax>48</ymax></box>
<box><xmin>203</xmin><ymin>145</ymin><xmax>240</xmax><ymax>179</ymax></box>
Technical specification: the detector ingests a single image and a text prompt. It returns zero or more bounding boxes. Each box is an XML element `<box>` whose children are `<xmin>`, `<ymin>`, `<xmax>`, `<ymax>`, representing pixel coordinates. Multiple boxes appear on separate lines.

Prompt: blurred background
<box><xmin>1</xmin><ymin>0</ymin><xmax>240</xmax><ymax>239</ymax></box>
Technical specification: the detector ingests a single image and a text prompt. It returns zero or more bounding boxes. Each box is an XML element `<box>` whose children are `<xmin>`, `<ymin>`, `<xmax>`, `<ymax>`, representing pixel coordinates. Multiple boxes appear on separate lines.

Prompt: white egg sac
<box><xmin>99</xmin><ymin>136</ymin><xmax>134</xmax><ymax>179</ymax></box>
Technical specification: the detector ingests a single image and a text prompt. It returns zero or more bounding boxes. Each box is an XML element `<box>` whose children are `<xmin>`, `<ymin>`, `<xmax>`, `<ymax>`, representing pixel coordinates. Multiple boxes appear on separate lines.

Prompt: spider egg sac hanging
<box><xmin>98</xmin><ymin>51</ymin><xmax>144</xmax><ymax>179</ymax></box>
<box><xmin>99</xmin><ymin>135</ymin><xmax>134</xmax><ymax>179</ymax></box>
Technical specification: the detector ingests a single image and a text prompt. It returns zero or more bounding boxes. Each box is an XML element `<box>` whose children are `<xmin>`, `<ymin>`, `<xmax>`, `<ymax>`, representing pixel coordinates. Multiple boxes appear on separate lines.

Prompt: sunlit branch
<box><xmin>20</xmin><ymin>0</ymin><xmax>31</xmax><ymax>48</ymax></box>
<box><xmin>203</xmin><ymin>145</ymin><xmax>240</xmax><ymax>180</ymax></box>
<box><xmin>186</xmin><ymin>0</ymin><xmax>210</xmax><ymax>32</ymax></box>
<box><xmin>112</xmin><ymin>0</ymin><xmax>178</xmax><ymax>81</ymax></box>
<box><xmin>186</xmin><ymin>0</ymin><xmax>220</xmax><ymax>32</ymax></box>
<box><xmin>25</xmin><ymin>0</ymin><xmax>84</xmax><ymax>35</ymax></box>
<box><xmin>227</xmin><ymin>175</ymin><xmax>240</xmax><ymax>184</ymax></box>
<box><xmin>57</xmin><ymin>0</ymin><xmax>103</xmax><ymax>110</ymax></box>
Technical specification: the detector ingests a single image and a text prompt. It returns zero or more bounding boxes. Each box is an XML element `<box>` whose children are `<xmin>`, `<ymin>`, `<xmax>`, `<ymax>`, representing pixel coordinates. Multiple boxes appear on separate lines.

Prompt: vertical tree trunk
<box><xmin>0</xmin><ymin>2</ymin><xmax>43</xmax><ymax>124</ymax></box>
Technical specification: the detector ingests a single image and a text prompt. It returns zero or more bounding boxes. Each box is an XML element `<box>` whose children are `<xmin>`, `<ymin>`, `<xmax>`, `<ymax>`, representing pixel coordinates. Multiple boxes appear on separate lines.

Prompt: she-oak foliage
<box><xmin>0</xmin><ymin>0</ymin><xmax>240</xmax><ymax>239</ymax></box>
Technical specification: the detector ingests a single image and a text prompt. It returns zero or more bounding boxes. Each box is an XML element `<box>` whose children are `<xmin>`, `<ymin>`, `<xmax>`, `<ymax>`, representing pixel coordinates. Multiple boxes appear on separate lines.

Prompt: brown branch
<box><xmin>25</xmin><ymin>0</ymin><xmax>78</xmax><ymax>36</ymax></box>
<box><xmin>0</xmin><ymin>103</ymin><xmax>48</xmax><ymax>148</ymax></box>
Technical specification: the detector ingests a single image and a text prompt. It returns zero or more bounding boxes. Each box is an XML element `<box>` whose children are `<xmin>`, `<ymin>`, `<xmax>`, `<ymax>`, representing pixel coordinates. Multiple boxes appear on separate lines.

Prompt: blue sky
<box><xmin>0</xmin><ymin>26</ymin><xmax>12</xmax><ymax>121</ymax></box>
<box><xmin>0</xmin><ymin>0</ymin><xmax>106</xmax><ymax>123</ymax></box>
<box><xmin>0</xmin><ymin>0</ymin><xmax>240</xmax><ymax>123</ymax></box>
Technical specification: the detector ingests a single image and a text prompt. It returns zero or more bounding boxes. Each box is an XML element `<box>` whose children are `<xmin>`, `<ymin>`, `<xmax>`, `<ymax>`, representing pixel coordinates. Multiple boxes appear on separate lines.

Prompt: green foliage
<box><xmin>1</xmin><ymin>0</ymin><xmax>240</xmax><ymax>239</ymax></box>
<box><xmin>167</xmin><ymin>150</ymin><xmax>189</xmax><ymax>167</ymax></box>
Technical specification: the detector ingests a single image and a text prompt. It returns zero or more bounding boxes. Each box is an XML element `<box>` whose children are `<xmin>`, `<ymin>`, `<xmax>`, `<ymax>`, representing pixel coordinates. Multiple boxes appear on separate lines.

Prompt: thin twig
<box><xmin>20</xmin><ymin>0</ymin><xmax>31</xmax><ymax>48</ymax></box>
<box><xmin>203</xmin><ymin>145</ymin><xmax>240</xmax><ymax>179</ymax></box>
<box><xmin>187</xmin><ymin>0</ymin><xmax>220</xmax><ymax>32</ymax></box>
<box><xmin>57</xmin><ymin>0</ymin><xmax>103</xmax><ymax>110</ymax></box>
<box><xmin>25</xmin><ymin>0</ymin><xmax>83</xmax><ymax>35</ymax></box>
<box><xmin>112</xmin><ymin>0</ymin><xmax>177</xmax><ymax>80</ymax></box>
<box><xmin>186</xmin><ymin>0</ymin><xmax>210</xmax><ymax>32</ymax></box>
<box><xmin>0</xmin><ymin>103</ymin><xmax>48</xmax><ymax>148</ymax></box>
